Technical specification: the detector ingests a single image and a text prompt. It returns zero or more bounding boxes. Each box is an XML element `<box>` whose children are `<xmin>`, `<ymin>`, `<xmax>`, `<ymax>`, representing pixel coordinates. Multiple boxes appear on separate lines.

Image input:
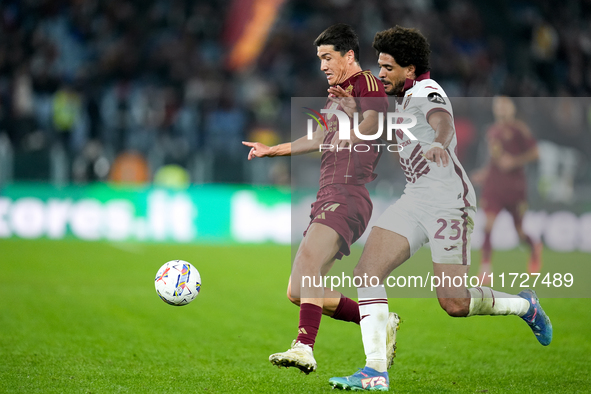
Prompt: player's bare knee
<box><xmin>287</xmin><ymin>291</ymin><xmax>301</xmax><ymax>306</ymax></box>
<box><xmin>286</xmin><ymin>282</ymin><xmax>301</xmax><ymax>305</ymax></box>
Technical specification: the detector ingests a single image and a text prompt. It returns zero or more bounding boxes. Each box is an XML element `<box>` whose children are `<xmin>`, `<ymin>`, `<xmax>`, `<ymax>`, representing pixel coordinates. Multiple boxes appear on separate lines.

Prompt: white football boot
<box><xmin>386</xmin><ymin>312</ymin><xmax>400</xmax><ymax>369</ymax></box>
<box><xmin>269</xmin><ymin>340</ymin><xmax>317</xmax><ymax>374</ymax></box>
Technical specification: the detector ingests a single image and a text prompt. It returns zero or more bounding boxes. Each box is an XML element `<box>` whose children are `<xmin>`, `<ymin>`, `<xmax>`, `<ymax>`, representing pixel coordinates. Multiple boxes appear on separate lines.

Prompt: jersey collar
<box><xmin>338</xmin><ymin>69</ymin><xmax>370</xmax><ymax>87</ymax></box>
<box><xmin>400</xmin><ymin>71</ymin><xmax>431</xmax><ymax>96</ymax></box>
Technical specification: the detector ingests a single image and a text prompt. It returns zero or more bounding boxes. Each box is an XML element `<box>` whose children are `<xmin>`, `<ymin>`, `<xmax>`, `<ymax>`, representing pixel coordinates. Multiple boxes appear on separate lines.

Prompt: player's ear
<box><xmin>406</xmin><ymin>65</ymin><xmax>416</xmax><ymax>79</ymax></box>
<box><xmin>347</xmin><ymin>49</ymin><xmax>355</xmax><ymax>64</ymax></box>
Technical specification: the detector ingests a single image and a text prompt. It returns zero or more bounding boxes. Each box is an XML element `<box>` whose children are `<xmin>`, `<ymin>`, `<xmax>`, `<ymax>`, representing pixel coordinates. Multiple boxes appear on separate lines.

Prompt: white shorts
<box><xmin>374</xmin><ymin>194</ymin><xmax>476</xmax><ymax>265</ymax></box>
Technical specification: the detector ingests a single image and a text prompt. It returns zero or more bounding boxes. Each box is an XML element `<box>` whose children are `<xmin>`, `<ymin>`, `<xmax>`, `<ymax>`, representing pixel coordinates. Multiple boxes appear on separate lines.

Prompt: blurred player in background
<box><xmin>327</xmin><ymin>27</ymin><xmax>552</xmax><ymax>392</ymax></box>
<box><xmin>476</xmin><ymin>96</ymin><xmax>541</xmax><ymax>282</ymax></box>
<box><xmin>242</xmin><ymin>23</ymin><xmax>398</xmax><ymax>374</ymax></box>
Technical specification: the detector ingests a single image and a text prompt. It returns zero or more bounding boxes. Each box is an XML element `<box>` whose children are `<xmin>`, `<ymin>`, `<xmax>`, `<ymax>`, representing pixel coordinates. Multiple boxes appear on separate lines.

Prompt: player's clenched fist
<box><xmin>242</xmin><ymin>141</ymin><xmax>273</xmax><ymax>160</ymax></box>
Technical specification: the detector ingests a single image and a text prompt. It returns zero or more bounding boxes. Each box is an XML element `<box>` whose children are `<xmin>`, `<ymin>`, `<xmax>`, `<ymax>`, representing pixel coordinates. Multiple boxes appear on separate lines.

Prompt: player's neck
<box><xmin>339</xmin><ymin>64</ymin><xmax>363</xmax><ymax>84</ymax></box>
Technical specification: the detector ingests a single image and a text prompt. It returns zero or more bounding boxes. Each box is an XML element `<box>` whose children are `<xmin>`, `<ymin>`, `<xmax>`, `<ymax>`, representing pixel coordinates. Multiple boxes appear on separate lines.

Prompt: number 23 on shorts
<box><xmin>434</xmin><ymin>218</ymin><xmax>463</xmax><ymax>241</ymax></box>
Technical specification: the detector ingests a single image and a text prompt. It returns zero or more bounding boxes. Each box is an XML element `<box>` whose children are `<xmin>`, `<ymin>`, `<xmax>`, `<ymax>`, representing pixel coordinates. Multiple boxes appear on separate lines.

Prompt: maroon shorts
<box><xmin>481</xmin><ymin>184</ymin><xmax>527</xmax><ymax>225</ymax></box>
<box><xmin>481</xmin><ymin>176</ymin><xmax>527</xmax><ymax>214</ymax></box>
<box><xmin>303</xmin><ymin>184</ymin><xmax>373</xmax><ymax>260</ymax></box>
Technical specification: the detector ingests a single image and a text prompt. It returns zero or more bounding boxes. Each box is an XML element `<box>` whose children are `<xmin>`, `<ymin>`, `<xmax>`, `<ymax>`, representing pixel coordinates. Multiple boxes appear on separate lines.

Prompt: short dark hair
<box><xmin>373</xmin><ymin>26</ymin><xmax>431</xmax><ymax>76</ymax></box>
<box><xmin>314</xmin><ymin>23</ymin><xmax>360</xmax><ymax>62</ymax></box>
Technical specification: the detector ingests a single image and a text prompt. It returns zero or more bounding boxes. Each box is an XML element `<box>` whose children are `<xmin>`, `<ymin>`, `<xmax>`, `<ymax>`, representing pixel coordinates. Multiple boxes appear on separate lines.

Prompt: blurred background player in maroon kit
<box><xmin>243</xmin><ymin>24</ymin><xmax>390</xmax><ymax>373</ymax></box>
<box><xmin>476</xmin><ymin>96</ymin><xmax>541</xmax><ymax>281</ymax></box>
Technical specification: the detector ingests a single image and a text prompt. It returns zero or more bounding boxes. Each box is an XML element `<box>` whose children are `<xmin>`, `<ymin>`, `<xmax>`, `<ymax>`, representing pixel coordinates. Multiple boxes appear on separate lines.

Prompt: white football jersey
<box><xmin>394</xmin><ymin>78</ymin><xmax>476</xmax><ymax>209</ymax></box>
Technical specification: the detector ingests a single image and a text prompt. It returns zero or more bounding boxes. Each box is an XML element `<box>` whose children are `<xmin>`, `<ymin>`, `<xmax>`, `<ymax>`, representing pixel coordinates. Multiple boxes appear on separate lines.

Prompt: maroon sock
<box><xmin>331</xmin><ymin>296</ymin><xmax>361</xmax><ymax>324</ymax></box>
<box><xmin>482</xmin><ymin>231</ymin><xmax>492</xmax><ymax>263</ymax></box>
<box><xmin>296</xmin><ymin>303</ymin><xmax>322</xmax><ymax>349</ymax></box>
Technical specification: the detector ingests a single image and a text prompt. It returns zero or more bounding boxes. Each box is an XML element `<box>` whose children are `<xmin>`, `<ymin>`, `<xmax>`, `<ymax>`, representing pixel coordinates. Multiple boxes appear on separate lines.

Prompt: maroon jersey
<box><xmin>319</xmin><ymin>70</ymin><xmax>388</xmax><ymax>189</ymax></box>
<box><xmin>482</xmin><ymin>120</ymin><xmax>536</xmax><ymax>202</ymax></box>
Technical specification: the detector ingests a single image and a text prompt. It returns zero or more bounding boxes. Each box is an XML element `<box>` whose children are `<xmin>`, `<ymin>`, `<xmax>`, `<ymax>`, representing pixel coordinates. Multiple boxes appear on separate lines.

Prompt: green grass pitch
<box><xmin>1</xmin><ymin>239</ymin><xmax>590</xmax><ymax>393</ymax></box>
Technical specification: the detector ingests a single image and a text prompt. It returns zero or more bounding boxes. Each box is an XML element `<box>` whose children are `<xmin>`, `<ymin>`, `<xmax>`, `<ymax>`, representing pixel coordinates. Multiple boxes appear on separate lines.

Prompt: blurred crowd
<box><xmin>0</xmin><ymin>0</ymin><xmax>590</xmax><ymax>194</ymax></box>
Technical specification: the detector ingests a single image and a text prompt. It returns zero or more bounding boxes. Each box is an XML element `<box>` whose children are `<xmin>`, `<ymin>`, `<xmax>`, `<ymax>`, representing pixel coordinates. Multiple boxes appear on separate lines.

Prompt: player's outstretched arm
<box><xmin>425</xmin><ymin>111</ymin><xmax>454</xmax><ymax>167</ymax></box>
<box><xmin>242</xmin><ymin>141</ymin><xmax>283</xmax><ymax>160</ymax></box>
<box><xmin>292</xmin><ymin>130</ymin><xmax>327</xmax><ymax>154</ymax></box>
<box><xmin>242</xmin><ymin>130</ymin><xmax>324</xmax><ymax>160</ymax></box>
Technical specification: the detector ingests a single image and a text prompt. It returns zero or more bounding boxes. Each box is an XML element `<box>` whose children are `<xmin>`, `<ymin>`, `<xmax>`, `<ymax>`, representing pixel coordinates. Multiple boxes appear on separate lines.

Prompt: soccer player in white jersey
<box><xmin>328</xmin><ymin>26</ymin><xmax>552</xmax><ymax>392</ymax></box>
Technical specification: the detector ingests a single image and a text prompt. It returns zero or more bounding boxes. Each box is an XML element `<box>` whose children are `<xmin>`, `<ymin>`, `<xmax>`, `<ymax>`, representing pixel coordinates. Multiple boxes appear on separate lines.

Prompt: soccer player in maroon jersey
<box><xmin>477</xmin><ymin>96</ymin><xmax>542</xmax><ymax>281</ymax></box>
<box><xmin>242</xmin><ymin>23</ymin><xmax>396</xmax><ymax>374</ymax></box>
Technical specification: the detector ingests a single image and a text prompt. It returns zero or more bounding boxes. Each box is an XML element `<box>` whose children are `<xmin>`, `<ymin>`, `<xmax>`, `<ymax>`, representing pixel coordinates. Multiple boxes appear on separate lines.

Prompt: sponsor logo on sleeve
<box><xmin>427</xmin><ymin>92</ymin><xmax>446</xmax><ymax>105</ymax></box>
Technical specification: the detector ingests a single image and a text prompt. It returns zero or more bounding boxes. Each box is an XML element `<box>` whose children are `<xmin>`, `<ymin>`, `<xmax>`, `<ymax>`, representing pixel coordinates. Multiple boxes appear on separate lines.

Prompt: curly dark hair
<box><xmin>372</xmin><ymin>26</ymin><xmax>431</xmax><ymax>76</ymax></box>
<box><xmin>314</xmin><ymin>23</ymin><xmax>360</xmax><ymax>62</ymax></box>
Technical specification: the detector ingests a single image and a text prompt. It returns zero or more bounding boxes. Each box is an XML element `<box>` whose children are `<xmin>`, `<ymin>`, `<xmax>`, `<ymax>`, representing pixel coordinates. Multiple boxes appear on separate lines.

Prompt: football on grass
<box><xmin>155</xmin><ymin>260</ymin><xmax>201</xmax><ymax>306</ymax></box>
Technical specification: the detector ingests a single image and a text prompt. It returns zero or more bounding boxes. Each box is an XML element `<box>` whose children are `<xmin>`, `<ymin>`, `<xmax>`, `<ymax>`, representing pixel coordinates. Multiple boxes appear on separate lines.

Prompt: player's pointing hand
<box><xmin>242</xmin><ymin>141</ymin><xmax>272</xmax><ymax>160</ymax></box>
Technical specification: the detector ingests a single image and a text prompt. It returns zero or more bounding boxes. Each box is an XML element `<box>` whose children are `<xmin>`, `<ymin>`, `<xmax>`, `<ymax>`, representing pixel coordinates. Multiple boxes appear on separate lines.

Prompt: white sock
<box><xmin>358</xmin><ymin>286</ymin><xmax>389</xmax><ymax>373</ymax></box>
<box><xmin>468</xmin><ymin>287</ymin><xmax>529</xmax><ymax>317</ymax></box>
